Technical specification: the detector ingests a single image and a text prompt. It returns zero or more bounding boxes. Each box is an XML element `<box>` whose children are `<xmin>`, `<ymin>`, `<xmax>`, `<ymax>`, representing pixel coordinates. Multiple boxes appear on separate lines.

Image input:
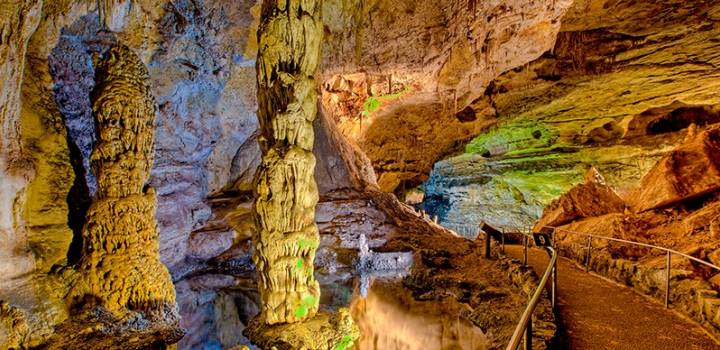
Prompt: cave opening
<box><xmin>646</xmin><ymin>106</ymin><xmax>720</xmax><ymax>135</ymax></box>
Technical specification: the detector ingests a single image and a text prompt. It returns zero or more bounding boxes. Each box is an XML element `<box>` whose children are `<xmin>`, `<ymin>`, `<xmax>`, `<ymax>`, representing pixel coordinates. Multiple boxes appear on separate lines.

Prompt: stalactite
<box><xmin>67</xmin><ymin>43</ymin><xmax>175</xmax><ymax>313</ymax></box>
<box><xmin>253</xmin><ymin>0</ymin><xmax>323</xmax><ymax>325</ymax></box>
<box><xmin>97</xmin><ymin>0</ymin><xmax>129</xmax><ymax>31</ymax></box>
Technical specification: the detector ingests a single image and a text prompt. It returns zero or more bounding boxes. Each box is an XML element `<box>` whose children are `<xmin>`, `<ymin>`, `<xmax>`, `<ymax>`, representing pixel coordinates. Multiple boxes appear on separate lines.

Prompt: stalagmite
<box><xmin>67</xmin><ymin>43</ymin><xmax>176</xmax><ymax>312</ymax></box>
<box><xmin>252</xmin><ymin>0</ymin><xmax>323</xmax><ymax>325</ymax></box>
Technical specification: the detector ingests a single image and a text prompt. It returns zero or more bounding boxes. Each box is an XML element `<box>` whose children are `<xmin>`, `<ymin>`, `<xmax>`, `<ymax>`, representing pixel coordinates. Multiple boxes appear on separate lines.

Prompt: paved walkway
<box><xmin>504</xmin><ymin>245</ymin><xmax>720</xmax><ymax>350</ymax></box>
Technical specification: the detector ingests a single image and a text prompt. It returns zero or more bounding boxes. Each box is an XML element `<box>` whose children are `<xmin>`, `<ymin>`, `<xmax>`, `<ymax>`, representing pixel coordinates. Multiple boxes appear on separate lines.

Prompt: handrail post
<box><xmin>524</xmin><ymin>315</ymin><xmax>532</xmax><ymax>350</ymax></box>
<box><xmin>665</xmin><ymin>251</ymin><xmax>671</xmax><ymax>308</ymax></box>
<box><xmin>485</xmin><ymin>231</ymin><xmax>491</xmax><ymax>259</ymax></box>
<box><xmin>506</xmin><ymin>247</ymin><xmax>556</xmax><ymax>350</ymax></box>
<box><xmin>551</xmin><ymin>263</ymin><xmax>557</xmax><ymax>309</ymax></box>
<box><xmin>501</xmin><ymin>229</ymin><xmax>506</xmax><ymax>254</ymax></box>
<box><xmin>523</xmin><ymin>235</ymin><xmax>528</xmax><ymax>267</ymax></box>
<box><xmin>585</xmin><ymin>236</ymin><xmax>592</xmax><ymax>273</ymax></box>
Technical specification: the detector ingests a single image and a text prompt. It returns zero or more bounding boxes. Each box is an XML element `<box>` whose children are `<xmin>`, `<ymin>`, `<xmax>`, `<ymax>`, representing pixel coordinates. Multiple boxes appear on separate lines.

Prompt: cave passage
<box><xmin>2</xmin><ymin>0</ymin><xmax>720</xmax><ymax>350</ymax></box>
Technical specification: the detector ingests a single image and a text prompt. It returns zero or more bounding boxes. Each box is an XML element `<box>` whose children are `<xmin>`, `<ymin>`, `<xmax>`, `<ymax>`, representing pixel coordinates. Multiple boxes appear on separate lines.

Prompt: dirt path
<box><xmin>504</xmin><ymin>245</ymin><xmax>720</xmax><ymax>350</ymax></box>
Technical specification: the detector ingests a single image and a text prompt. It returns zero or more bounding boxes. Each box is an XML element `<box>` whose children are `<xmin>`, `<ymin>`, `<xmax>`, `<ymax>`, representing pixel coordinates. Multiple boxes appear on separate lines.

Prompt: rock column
<box><xmin>68</xmin><ymin>44</ymin><xmax>175</xmax><ymax>312</ymax></box>
<box><xmin>253</xmin><ymin>0</ymin><xmax>323</xmax><ymax>325</ymax></box>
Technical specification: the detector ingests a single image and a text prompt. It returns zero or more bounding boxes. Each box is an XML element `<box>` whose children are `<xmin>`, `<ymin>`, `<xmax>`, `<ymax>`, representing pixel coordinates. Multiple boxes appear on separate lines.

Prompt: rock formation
<box><xmin>252</xmin><ymin>0</ymin><xmax>323</xmax><ymax>325</ymax></box>
<box><xmin>631</xmin><ymin>125</ymin><xmax>720</xmax><ymax>212</ymax></box>
<box><xmin>544</xmin><ymin>123</ymin><xmax>720</xmax><ymax>340</ymax></box>
<box><xmin>97</xmin><ymin>0</ymin><xmax>129</xmax><ymax>31</ymax></box>
<box><xmin>320</xmin><ymin>0</ymin><xmax>575</xmax><ymax>193</ymax></box>
<box><xmin>0</xmin><ymin>0</ymin><xmax>44</xmax><ymax>293</ymax></box>
<box><xmin>534</xmin><ymin>167</ymin><xmax>626</xmax><ymax>231</ymax></box>
<box><xmin>6</xmin><ymin>0</ymin><xmax>720</xmax><ymax>348</ymax></box>
<box><xmin>68</xmin><ymin>43</ymin><xmax>176</xmax><ymax>313</ymax></box>
<box><xmin>423</xmin><ymin>0</ymin><xmax>720</xmax><ymax>232</ymax></box>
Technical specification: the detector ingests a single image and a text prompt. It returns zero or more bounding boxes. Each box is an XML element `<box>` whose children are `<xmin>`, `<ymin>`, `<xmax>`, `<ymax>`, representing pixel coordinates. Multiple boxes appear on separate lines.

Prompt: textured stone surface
<box><xmin>0</xmin><ymin>0</ymin><xmax>46</xmax><ymax>299</ymax></box>
<box><xmin>250</xmin><ymin>0</ymin><xmax>324</xmax><ymax>326</ymax></box>
<box><xmin>534</xmin><ymin>168</ymin><xmax>626</xmax><ymax>231</ymax></box>
<box><xmin>9</xmin><ymin>0</ymin><xmax>711</xmax><ymax>349</ymax></box>
<box><xmin>39</xmin><ymin>303</ymin><xmax>184</xmax><ymax>350</ymax></box>
<box><xmin>320</xmin><ymin>0</ymin><xmax>574</xmax><ymax>193</ymax></box>
<box><xmin>632</xmin><ymin>126</ymin><xmax>720</xmax><ymax>212</ymax></box>
<box><xmin>67</xmin><ymin>43</ymin><xmax>176</xmax><ymax>314</ymax></box>
<box><xmin>424</xmin><ymin>0</ymin><xmax>720</xmax><ymax>231</ymax></box>
<box><xmin>244</xmin><ymin>308</ymin><xmax>359</xmax><ymax>350</ymax></box>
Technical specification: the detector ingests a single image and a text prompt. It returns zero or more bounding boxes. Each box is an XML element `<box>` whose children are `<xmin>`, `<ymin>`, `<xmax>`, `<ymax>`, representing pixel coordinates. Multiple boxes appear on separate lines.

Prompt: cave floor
<box><xmin>505</xmin><ymin>246</ymin><xmax>720</xmax><ymax>350</ymax></box>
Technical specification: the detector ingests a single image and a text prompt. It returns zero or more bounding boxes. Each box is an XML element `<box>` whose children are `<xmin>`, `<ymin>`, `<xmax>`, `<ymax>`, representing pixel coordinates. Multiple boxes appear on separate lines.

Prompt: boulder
<box><xmin>710</xmin><ymin>274</ymin><xmax>720</xmax><ymax>290</ymax></box>
<box><xmin>632</xmin><ymin>126</ymin><xmax>720</xmax><ymax>212</ymax></box>
<box><xmin>534</xmin><ymin>167</ymin><xmax>626</xmax><ymax>230</ymax></box>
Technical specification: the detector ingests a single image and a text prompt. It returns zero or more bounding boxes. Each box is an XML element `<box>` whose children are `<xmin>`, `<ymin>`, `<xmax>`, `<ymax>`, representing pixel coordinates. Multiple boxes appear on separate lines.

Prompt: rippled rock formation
<box><xmin>68</xmin><ymin>43</ymin><xmax>176</xmax><ymax>314</ymax></box>
<box><xmin>424</xmin><ymin>0</ymin><xmax>720</xmax><ymax>233</ymax></box>
<box><xmin>251</xmin><ymin>0</ymin><xmax>324</xmax><ymax>326</ymax></box>
<box><xmin>43</xmin><ymin>43</ymin><xmax>182</xmax><ymax>349</ymax></box>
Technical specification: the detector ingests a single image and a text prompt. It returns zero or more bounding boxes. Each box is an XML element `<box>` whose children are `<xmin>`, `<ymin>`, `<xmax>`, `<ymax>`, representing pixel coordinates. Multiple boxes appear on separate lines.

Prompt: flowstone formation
<box><xmin>67</xmin><ymin>43</ymin><xmax>176</xmax><ymax>314</ymax></box>
<box><xmin>252</xmin><ymin>0</ymin><xmax>325</xmax><ymax>327</ymax></box>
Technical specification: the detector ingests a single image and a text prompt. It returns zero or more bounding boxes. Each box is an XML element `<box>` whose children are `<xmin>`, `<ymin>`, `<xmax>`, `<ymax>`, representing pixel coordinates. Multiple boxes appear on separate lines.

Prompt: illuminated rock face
<box><xmin>534</xmin><ymin>168</ymin><xmax>626</xmax><ymax>231</ymax></box>
<box><xmin>631</xmin><ymin>126</ymin><xmax>720</xmax><ymax>212</ymax></box>
<box><xmin>68</xmin><ymin>44</ymin><xmax>175</xmax><ymax>312</ymax></box>
<box><xmin>424</xmin><ymin>0</ymin><xmax>720</xmax><ymax>232</ymax></box>
<box><xmin>253</xmin><ymin>0</ymin><xmax>323</xmax><ymax>325</ymax></box>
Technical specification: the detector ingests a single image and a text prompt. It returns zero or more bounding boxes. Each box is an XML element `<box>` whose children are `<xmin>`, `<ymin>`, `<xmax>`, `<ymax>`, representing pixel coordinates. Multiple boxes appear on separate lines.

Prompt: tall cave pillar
<box><xmin>253</xmin><ymin>0</ymin><xmax>323</xmax><ymax>325</ymax></box>
<box><xmin>68</xmin><ymin>44</ymin><xmax>176</xmax><ymax>313</ymax></box>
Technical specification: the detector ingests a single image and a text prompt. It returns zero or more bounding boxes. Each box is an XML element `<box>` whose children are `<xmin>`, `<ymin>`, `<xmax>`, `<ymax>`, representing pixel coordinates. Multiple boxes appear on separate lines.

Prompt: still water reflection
<box><xmin>348</xmin><ymin>279</ymin><xmax>488</xmax><ymax>350</ymax></box>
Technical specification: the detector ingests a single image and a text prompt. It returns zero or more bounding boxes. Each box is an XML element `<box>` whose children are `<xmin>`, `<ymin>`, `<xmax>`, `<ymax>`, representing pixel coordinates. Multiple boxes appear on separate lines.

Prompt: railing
<box><xmin>478</xmin><ymin>225</ymin><xmax>558</xmax><ymax>350</ymax></box>
<box><xmin>547</xmin><ymin>226</ymin><xmax>720</xmax><ymax>308</ymax></box>
<box><xmin>483</xmin><ymin>223</ymin><xmax>720</xmax><ymax>350</ymax></box>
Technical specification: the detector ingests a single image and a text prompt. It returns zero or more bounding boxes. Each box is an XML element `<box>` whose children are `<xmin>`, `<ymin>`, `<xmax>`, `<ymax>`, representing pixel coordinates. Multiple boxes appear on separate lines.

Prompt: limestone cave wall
<box><xmin>6</xmin><ymin>0</ymin><xmax>718</xmax><ymax>348</ymax></box>
<box><xmin>423</xmin><ymin>0</ymin><xmax>720</xmax><ymax>234</ymax></box>
<box><xmin>0</xmin><ymin>0</ymin><xmax>573</xmax><ymax>348</ymax></box>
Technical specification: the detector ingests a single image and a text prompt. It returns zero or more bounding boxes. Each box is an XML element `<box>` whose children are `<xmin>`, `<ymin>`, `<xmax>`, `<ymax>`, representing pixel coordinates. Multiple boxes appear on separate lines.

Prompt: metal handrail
<box><xmin>506</xmin><ymin>244</ymin><xmax>557</xmax><ymax>350</ymax></box>
<box><xmin>479</xmin><ymin>225</ymin><xmax>558</xmax><ymax>350</ymax></box>
<box><xmin>551</xmin><ymin>227</ymin><xmax>720</xmax><ymax>271</ymax></box>
<box><xmin>491</xmin><ymin>223</ymin><xmax>720</xmax><ymax>350</ymax></box>
<box><xmin>547</xmin><ymin>226</ymin><xmax>720</xmax><ymax>308</ymax></box>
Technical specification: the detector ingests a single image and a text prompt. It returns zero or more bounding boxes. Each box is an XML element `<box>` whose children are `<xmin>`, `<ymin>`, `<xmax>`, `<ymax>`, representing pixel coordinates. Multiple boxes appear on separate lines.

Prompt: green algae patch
<box><xmin>298</xmin><ymin>237</ymin><xmax>318</xmax><ymax>250</ymax></box>
<box><xmin>503</xmin><ymin>169</ymin><xmax>583</xmax><ymax>206</ymax></box>
<box><xmin>361</xmin><ymin>87</ymin><xmax>412</xmax><ymax>117</ymax></box>
<box><xmin>363</xmin><ymin>97</ymin><xmax>381</xmax><ymax>116</ymax></box>
<box><xmin>295</xmin><ymin>295</ymin><xmax>318</xmax><ymax>318</ymax></box>
<box><xmin>335</xmin><ymin>335</ymin><xmax>355</xmax><ymax>350</ymax></box>
<box><xmin>465</xmin><ymin>122</ymin><xmax>557</xmax><ymax>157</ymax></box>
<box><xmin>296</xmin><ymin>258</ymin><xmax>304</xmax><ymax>270</ymax></box>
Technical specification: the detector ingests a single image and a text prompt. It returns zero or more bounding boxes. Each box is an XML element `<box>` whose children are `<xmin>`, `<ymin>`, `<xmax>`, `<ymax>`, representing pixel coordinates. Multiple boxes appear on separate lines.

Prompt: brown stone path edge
<box><xmin>505</xmin><ymin>246</ymin><xmax>720</xmax><ymax>350</ymax></box>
